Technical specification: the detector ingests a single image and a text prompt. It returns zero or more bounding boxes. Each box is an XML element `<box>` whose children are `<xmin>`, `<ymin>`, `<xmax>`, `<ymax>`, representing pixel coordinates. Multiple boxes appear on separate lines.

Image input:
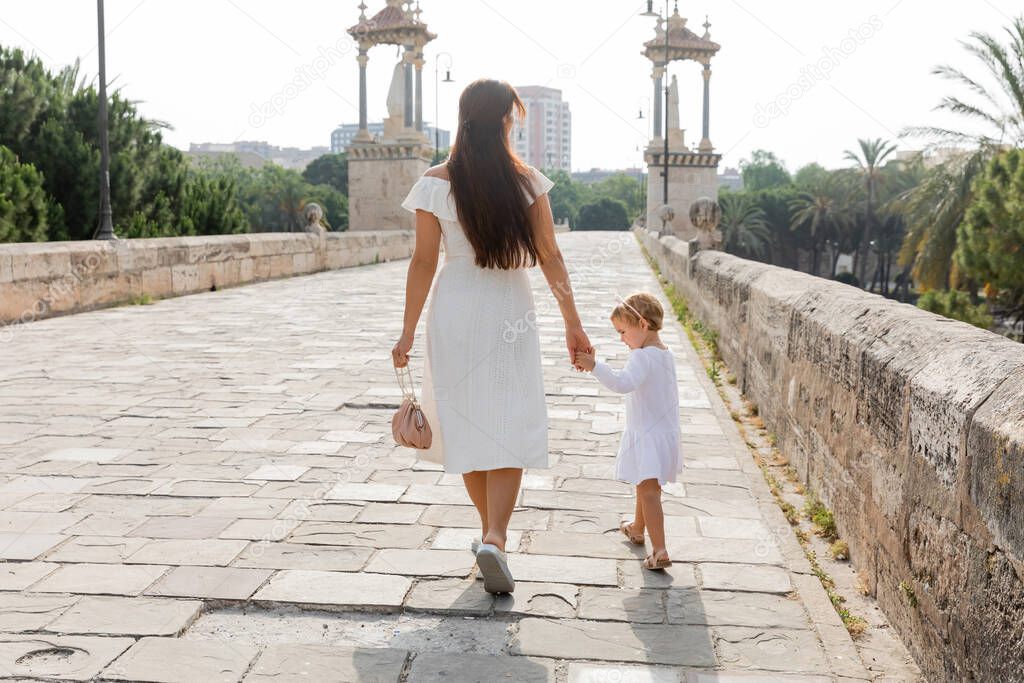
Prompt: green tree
<box><xmin>956</xmin><ymin>148</ymin><xmax>1024</xmax><ymax>327</ymax></box>
<box><xmin>751</xmin><ymin>186</ymin><xmax>801</xmax><ymax>268</ymax></box>
<box><xmin>917</xmin><ymin>290</ymin><xmax>993</xmax><ymax>329</ymax></box>
<box><xmin>793</xmin><ymin>162</ymin><xmax>830</xmax><ymax>188</ymax></box>
<box><xmin>577</xmin><ymin>197</ymin><xmax>629</xmax><ymax>230</ymax></box>
<box><xmin>546</xmin><ymin>168</ymin><xmax>584</xmax><ymax>227</ymax></box>
<box><xmin>844</xmin><ymin>137</ymin><xmax>897</xmax><ymax>284</ymax></box>
<box><xmin>590</xmin><ymin>173</ymin><xmax>643</xmax><ymax>222</ymax></box>
<box><xmin>898</xmin><ymin>17</ymin><xmax>1024</xmax><ymax>291</ymax></box>
<box><xmin>740</xmin><ymin>150</ymin><xmax>791</xmax><ymax>191</ymax></box>
<box><xmin>0</xmin><ymin>145</ymin><xmax>50</xmax><ymax>242</ymax></box>
<box><xmin>719</xmin><ymin>192</ymin><xmax>771</xmax><ymax>259</ymax></box>
<box><xmin>302</xmin><ymin>153</ymin><xmax>348</xmax><ymax>194</ymax></box>
<box><xmin>789</xmin><ymin>173</ymin><xmax>850</xmax><ymax>277</ymax></box>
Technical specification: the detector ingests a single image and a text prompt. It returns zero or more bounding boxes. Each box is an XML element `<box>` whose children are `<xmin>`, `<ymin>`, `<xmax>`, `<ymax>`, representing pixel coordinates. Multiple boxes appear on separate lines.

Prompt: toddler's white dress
<box><xmin>399</xmin><ymin>165</ymin><xmax>554</xmax><ymax>473</ymax></box>
<box><xmin>592</xmin><ymin>345</ymin><xmax>684</xmax><ymax>485</ymax></box>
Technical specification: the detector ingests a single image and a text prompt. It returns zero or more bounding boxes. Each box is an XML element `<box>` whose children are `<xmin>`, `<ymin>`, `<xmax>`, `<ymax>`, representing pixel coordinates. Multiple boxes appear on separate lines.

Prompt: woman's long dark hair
<box><xmin>446</xmin><ymin>79</ymin><xmax>544</xmax><ymax>270</ymax></box>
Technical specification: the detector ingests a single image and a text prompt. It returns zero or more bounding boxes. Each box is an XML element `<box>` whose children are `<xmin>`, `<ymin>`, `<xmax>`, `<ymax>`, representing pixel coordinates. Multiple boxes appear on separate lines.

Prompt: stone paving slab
<box><xmin>45</xmin><ymin>596</ymin><xmax>202</xmax><ymax>637</ymax></box>
<box><xmin>512</xmin><ymin>617</ymin><xmax>717</xmax><ymax>666</ymax></box>
<box><xmin>0</xmin><ymin>592</ymin><xmax>79</xmax><ymax>631</ymax></box>
<box><xmin>0</xmin><ymin>633</ymin><xmax>134</xmax><ymax>681</ymax></box>
<box><xmin>253</xmin><ymin>570</ymin><xmax>412</xmax><ymax>609</ymax></box>
<box><xmin>410</xmin><ymin>652</ymin><xmax>556</xmax><ymax>682</ymax></box>
<box><xmin>0</xmin><ymin>233</ymin><xmax>873</xmax><ymax>680</ymax></box>
<box><xmin>103</xmin><ymin>636</ymin><xmax>259</xmax><ymax>682</ymax></box>
<box><xmin>245</xmin><ymin>643</ymin><xmax>409</xmax><ymax>683</ymax></box>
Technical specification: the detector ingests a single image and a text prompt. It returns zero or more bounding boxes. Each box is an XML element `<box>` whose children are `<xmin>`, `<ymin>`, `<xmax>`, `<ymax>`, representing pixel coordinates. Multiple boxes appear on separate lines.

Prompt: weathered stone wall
<box><xmin>636</xmin><ymin>226</ymin><xmax>1024</xmax><ymax>681</ymax></box>
<box><xmin>0</xmin><ymin>231</ymin><xmax>413</xmax><ymax>328</ymax></box>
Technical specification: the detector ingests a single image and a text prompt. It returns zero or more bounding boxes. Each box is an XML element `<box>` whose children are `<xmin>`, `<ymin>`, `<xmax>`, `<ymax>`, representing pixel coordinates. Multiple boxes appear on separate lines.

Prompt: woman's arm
<box><xmin>392</xmin><ymin>210</ymin><xmax>442</xmax><ymax>368</ymax></box>
<box><xmin>591</xmin><ymin>350</ymin><xmax>650</xmax><ymax>394</ymax></box>
<box><xmin>529</xmin><ymin>193</ymin><xmax>591</xmax><ymax>366</ymax></box>
<box><xmin>531</xmin><ymin>193</ymin><xmax>580</xmax><ymax>326</ymax></box>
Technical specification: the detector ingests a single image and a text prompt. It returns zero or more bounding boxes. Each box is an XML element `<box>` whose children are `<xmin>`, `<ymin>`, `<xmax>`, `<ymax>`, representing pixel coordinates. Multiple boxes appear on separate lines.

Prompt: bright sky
<box><xmin>0</xmin><ymin>1</ymin><xmax>1017</xmax><ymax>173</ymax></box>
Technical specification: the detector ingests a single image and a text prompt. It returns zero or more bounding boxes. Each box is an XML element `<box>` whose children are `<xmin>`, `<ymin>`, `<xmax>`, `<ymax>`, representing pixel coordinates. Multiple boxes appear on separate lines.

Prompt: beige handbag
<box><xmin>392</xmin><ymin>363</ymin><xmax>433</xmax><ymax>449</ymax></box>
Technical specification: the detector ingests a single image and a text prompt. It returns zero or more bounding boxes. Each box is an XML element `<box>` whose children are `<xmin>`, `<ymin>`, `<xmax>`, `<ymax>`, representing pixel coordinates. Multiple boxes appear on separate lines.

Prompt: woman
<box><xmin>392</xmin><ymin>79</ymin><xmax>591</xmax><ymax>594</ymax></box>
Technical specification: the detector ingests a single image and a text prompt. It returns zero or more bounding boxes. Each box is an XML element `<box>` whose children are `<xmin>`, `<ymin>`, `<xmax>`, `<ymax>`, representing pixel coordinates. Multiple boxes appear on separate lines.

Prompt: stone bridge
<box><xmin>0</xmin><ymin>228</ymin><xmax>1016</xmax><ymax>680</ymax></box>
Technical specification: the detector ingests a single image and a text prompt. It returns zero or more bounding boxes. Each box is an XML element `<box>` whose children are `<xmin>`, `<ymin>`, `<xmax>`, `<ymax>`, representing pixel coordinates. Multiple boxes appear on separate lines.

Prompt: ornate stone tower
<box><xmin>643</xmin><ymin>5</ymin><xmax>721</xmax><ymax>240</ymax></box>
<box><xmin>347</xmin><ymin>1</ymin><xmax>437</xmax><ymax>231</ymax></box>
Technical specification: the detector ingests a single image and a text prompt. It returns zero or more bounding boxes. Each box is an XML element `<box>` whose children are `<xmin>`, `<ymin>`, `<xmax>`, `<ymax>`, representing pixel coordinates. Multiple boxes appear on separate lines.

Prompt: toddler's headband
<box><xmin>614</xmin><ymin>293</ymin><xmax>647</xmax><ymax>324</ymax></box>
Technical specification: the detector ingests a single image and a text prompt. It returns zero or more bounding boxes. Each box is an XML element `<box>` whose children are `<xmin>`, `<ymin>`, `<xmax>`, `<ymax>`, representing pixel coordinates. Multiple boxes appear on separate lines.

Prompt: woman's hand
<box><xmin>565</xmin><ymin>324</ymin><xmax>593</xmax><ymax>371</ymax></box>
<box><xmin>392</xmin><ymin>332</ymin><xmax>414</xmax><ymax>368</ymax></box>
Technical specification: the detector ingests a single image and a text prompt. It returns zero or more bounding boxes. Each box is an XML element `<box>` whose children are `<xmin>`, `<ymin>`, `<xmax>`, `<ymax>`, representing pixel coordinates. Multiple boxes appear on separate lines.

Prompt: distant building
<box><xmin>572</xmin><ymin>168</ymin><xmax>645</xmax><ymax>184</ymax></box>
<box><xmin>331</xmin><ymin>122</ymin><xmax>450</xmax><ymax>154</ymax></box>
<box><xmin>512</xmin><ymin>86</ymin><xmax>571</xmax><ymax>172</ymax></box>
<box><xmin>187</xmin><ymin>141</ymin><xmax>329</xmax><ymax>171</ymax></box>
<box><xmin>717</xmin><ymin>166</ymin><xmax>742</xmax><ymax>191</ymax></box>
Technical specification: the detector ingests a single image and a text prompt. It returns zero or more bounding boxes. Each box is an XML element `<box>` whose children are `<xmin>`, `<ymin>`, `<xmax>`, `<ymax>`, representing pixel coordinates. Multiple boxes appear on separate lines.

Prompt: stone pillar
<box><xmin>699</xmin><ymin>64</ymin><xmax>712</xmax><ymax>152</ymax></box>
<box><xmin>652</xmin><ymin>64</ymin><xmax>664</xmax><ymax>141</ymax></box>
<box><xmin>414</xmin><ymin>52</ymin><xmax>424</xmax><ymax>134</ymax></box>
<box><xmin>403</xmin><ymin>47</ymin><xmax>414</xmax><ymax>130</ymax></box>
<box><xmin>354</xmin><ymin>47</ymin><xmax>372</xmax><ymax>143</ymax></box>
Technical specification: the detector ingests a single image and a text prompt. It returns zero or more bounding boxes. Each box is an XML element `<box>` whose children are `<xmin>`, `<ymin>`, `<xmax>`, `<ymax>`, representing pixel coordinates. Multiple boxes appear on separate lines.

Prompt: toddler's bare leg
<box><xmin>632</xmin><ymin>489</ymin><xmax>646</xmax><ymax>534</ymax></box>
<box><xmin>638</xmin><ymin>478</ymin><xmax>668</xmax><ymax>560</ymax></box>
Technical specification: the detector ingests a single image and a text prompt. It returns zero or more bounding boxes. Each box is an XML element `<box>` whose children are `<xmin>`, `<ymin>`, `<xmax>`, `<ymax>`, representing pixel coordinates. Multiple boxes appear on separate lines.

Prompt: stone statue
<box><xmin>666</xmin><ymin>74</ymin><xmax>686</xmax><ymax>149</ymax></box>
<box><xmin>668</xmin><ymin>74</ymin><xmax>680</xmax><ymax>131</ymax></box>
<box><xmin>302</xmin><ymin>203</ymin><xmax>326</xmax><ymax>234</ymax></box>
<box><xmin>386</xmin><ymin>58</ymin><xmax>406</xmax><ymax>120</ymax></box>
<box><xmin>689</xmin><ymin>197</ymin><xmax>721</xmax><ymax>249</ymax></box>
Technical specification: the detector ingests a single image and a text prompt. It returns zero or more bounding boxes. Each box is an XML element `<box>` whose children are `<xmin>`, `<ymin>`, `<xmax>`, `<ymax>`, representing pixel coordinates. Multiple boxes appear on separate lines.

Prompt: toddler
<box><xmin>574</xmin><ymin>292</ymin><xmax>683</xmax><ymax>569</ymax></box>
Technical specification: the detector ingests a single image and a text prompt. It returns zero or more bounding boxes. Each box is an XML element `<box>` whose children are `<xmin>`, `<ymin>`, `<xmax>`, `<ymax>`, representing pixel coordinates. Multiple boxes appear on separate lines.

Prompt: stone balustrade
<box><xmin>635</xmin><ymin>225</ymin><xmax>1024</xmax><ymax>682</ymax></box>
<box><xmin>0</xmin><ymin>231</ymin><xmax>414</xmax><ymax>328</ymax></box>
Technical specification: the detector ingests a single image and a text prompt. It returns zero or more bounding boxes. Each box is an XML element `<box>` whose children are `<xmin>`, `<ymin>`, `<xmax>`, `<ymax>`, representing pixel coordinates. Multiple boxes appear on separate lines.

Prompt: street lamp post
<box><xmin>637</xmin><ymin>98</ymin><xmax>650</xmax><ymax>227</ymax></box>
<box><xmin>434</xmin><ymin>52</ymin><xmax>453</xmax><ymax>164</ymax></box>
<box><xmin>94</xmin><ymin>0</ymin><xmax>116</xmax><ymax>240</ymax></box>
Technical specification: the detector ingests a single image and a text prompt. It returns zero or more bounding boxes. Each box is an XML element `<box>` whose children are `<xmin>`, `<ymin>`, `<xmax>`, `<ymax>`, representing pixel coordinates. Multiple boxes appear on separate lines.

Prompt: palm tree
<box><xmin>897</xmin><ymin>17</ymin><xmax>1024</xmax><ymax>290</ymax></box>
<box><xmin>844</xmin><ymin>138</ymin><xmax>897</xmax><ymax>285</ymax></box>
<box><xmin>789</xmin><ymin>173</ymin><xmax>850</xmax><ymax>277</ymax></box>
<box><xmin>719</xmin><ymin>192</ymin><xmax>771</xmax><ymax>260</ymax></box>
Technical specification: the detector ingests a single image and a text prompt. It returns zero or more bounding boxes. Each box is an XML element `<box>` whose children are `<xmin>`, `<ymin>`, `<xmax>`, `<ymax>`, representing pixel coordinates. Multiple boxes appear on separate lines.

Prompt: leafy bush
<box><xmin>916</xmin><ymin>289</ymin><xmax>993</xmax><ymax>329</ymax></box>
<box><xmin>577</xmin><ymin>197</ymin><xmax>629</xmax><ymax>230</ymax></box>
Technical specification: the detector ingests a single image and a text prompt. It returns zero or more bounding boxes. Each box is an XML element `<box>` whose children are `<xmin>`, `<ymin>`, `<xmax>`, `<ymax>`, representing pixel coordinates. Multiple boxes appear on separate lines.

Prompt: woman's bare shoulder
<box><xmin>423</xmin><ymin>163</ymin><xmax>450</xmax><ymax>181</ymax></box>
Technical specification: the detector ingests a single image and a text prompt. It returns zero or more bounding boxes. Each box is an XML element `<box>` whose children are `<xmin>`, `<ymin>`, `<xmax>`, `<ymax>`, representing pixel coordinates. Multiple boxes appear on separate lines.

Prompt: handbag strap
<box><xmin>394</xmin><ymin>363</ymin><xmax>418</xmax><ymax>401</ymax></box>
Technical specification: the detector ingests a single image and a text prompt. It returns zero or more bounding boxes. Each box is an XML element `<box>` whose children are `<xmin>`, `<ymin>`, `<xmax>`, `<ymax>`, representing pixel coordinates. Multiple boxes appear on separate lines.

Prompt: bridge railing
<box><xmin>0</xmin><ymin>231</ymin><xmax>414</xmax><ymax>329</ymax></box>
<box><xmin>636</xmin><ymin>225</ymin><xmax>1024</xmax><ymax>682</ymax></box>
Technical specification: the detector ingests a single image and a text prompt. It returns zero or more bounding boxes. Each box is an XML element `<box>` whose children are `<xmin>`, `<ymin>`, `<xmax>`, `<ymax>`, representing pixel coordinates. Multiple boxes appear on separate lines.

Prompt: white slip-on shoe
<box><xmin>470</xmin><ymin>537</ymin><xmax>481</xmax><ymax>555</ymax></box>
<box><xmin>475</xmin><ymin>543</ymin><xmax>515</xmax><ymax>594</ymax></box>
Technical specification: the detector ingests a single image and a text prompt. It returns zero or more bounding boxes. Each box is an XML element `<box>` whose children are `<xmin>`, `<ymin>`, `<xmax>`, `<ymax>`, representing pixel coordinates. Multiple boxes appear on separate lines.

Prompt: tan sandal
<box><xmin>642</xmin><ymin>550</ymin><xmax>672</xmax><ymax>570</ymax></box>
<box><xmin>620</xmin><ymin>521</ymin><xmax>645</xmax><ymax>545</ymax></box>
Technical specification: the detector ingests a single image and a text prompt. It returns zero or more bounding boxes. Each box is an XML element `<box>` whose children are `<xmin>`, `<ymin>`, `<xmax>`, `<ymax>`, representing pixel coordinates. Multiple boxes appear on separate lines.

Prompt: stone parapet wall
<box><xmin>635</xmin><ymin>225</ymin><xmax>1024</xmax><ymax>681</ymax></box>
<box><xmin>0</xmin><ymin>231</ymin><xmax>413</xmax><ymax>328</ymax></box>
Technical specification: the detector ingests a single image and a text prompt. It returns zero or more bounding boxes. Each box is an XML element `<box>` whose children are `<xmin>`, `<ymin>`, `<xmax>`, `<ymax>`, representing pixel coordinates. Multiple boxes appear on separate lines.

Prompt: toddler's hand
<box><xmin>574</xmin><ymin>349</ymin><xmax>596</xmax><ymax>372</ymax></box>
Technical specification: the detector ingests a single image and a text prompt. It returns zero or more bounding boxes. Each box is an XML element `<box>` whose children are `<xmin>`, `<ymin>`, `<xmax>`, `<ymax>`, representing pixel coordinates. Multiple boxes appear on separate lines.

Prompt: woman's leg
<box><xmin>637</xmin><ymin>478</ymin><xmax>668</xmax><ymax>560</ymax></box>
<box><xmin>481</xmin><ymin>467</ymin><xmax>523</xmax><ymax>552</ymax></box>
<box><xmin>462</xmin><ymin>471</ymin><xmax>489</xmax><ymax>541</ymax></box>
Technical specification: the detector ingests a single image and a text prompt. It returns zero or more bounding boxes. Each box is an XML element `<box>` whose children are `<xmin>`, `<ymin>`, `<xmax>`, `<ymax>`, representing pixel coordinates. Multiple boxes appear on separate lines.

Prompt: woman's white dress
<box><xmin>591</xmin><ymin>346</ymin><xmax>684</xmax><ymax>486</ymax></box>
<box><xmin>400</xmin><ymin>166</ymin><xmax>555</xmax><ymax>473</ymax></box>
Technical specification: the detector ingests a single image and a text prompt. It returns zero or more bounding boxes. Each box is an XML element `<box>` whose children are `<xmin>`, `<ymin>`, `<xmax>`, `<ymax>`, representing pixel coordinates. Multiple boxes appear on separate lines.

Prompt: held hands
<box><xmin>573</xmin><ymin>349</ymin><xmax>596</xmax><ymax>372</ymax></box>
<box><xmin>565</xmin><ymin>324</ymin><xmax>593</xmax><ymax>373</ymax></box>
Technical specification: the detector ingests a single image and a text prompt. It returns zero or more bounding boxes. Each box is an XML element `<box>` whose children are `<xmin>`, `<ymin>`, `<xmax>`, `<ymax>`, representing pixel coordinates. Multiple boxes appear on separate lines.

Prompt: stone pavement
<box><xmin>0</xmin><ymin>231</ymin><xmax>871</xmax><ymax>681</ymax></box>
